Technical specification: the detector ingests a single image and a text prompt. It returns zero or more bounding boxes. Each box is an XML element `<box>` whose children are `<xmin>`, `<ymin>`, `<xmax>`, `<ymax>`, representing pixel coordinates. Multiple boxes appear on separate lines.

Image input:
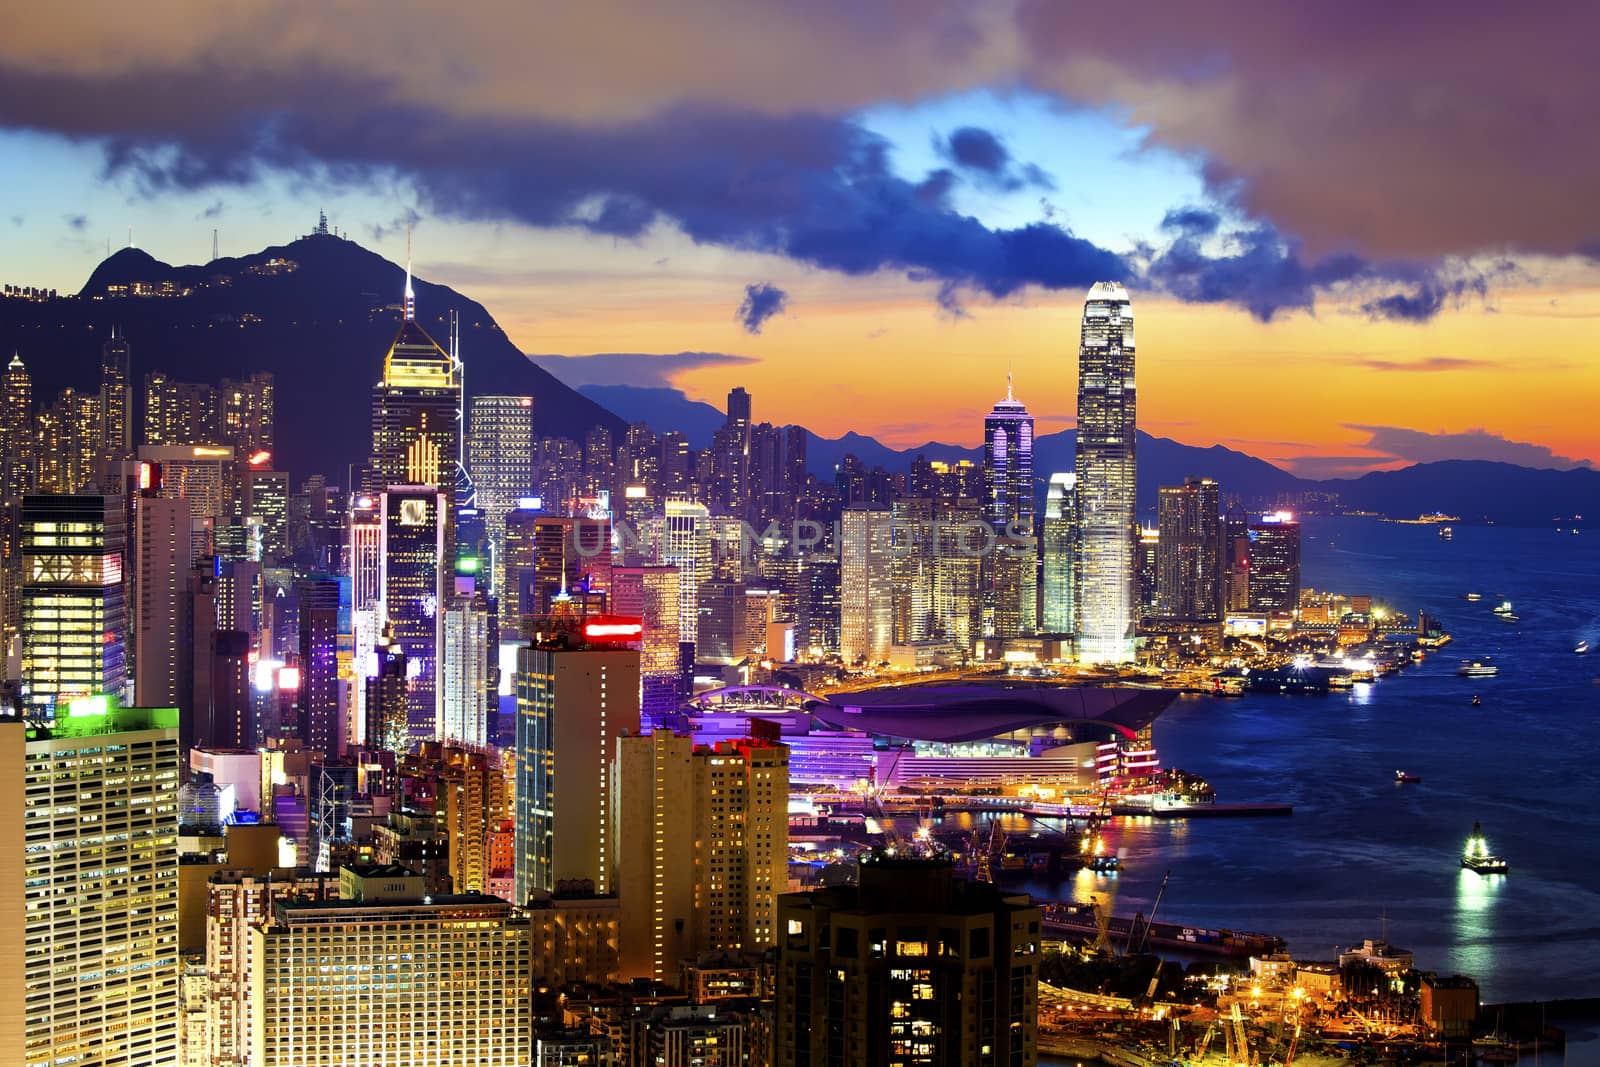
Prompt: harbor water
<box><xmin>1013</xmin><ymin>515</ymin><xmax>1600</xmax><ymax>1006</ymax></box>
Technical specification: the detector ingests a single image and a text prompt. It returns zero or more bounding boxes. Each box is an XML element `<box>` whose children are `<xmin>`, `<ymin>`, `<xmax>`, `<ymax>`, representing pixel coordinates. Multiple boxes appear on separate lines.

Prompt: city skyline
<box><xmin>3</xmin><ymin>5</ymin><xmax>1599</xmax><ymax>477</ymax></box>
<box><xmin>2</xmin><ymin>7</ymin><xmax>1598</xmax><ymax>1065</ymax></box>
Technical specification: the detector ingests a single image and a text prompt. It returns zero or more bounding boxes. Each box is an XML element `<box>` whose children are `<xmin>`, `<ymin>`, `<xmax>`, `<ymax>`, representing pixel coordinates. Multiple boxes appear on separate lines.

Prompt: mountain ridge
<box><xmin>1</xmin><ymin>234</ymin><xmax>625</xmax><ymax>481</ymax></box>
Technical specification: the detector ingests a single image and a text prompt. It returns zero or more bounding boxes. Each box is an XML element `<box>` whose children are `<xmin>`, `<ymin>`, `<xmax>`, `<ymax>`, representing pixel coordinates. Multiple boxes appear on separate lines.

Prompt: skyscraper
<box><xmin>20</xmin><ymin>493</ymin><xmax>127</xmax><ymax>716</ymax></box>
<box><xmin>1</xmin><ymin>701</ymin><xmax>181</xmax><ymax>1067</ymax></box>
<box><xmin>1074</xmin><ymin>281</ymin><xmax>1138</xmax><ymax>664</ymax></box>
<box><xmin>367</xmin><ymin>286</ymin><xmax>460</xmax><ymax>500</ymax></box>
<box><xmin>982</xmin><ymin>377</ymin><xmax>1039</xmax><ymax>639</ymax></box>
<box><xmin>133</xmin><ymin>492</ymin><xmax>192</xmax><ymax>716</ymax></box>
<box><xmin>611</xmin><ymin>563</ymin><xmax>682</xmax><ymax>720</ymax></box>
<box><xmin>296</xmin><ymin>576</ymin><xmax>342</xmax><ymax>754</ymax></box>
<box><xmin>379</xmin><ymin>486</ymin><xmax>446</xmax><ymax>745</ymax></box>
<box><xmin>983</xmin><ymin>374</ymin><xmax>1034</xmax><ymax>535</ymax></box>
<box><xmin>1156</xmin><ymin>477</ymin><xmax>1223</xmax><ymax>621</ymax></box>
<box><xmin>662</xmin><ymin>499</ymin><xmax>711</xmax><ymax>648</ymax></box>
<box><xmin>1041</xmin><ymin>472</ymin><xmax>1076</xmax><ymax>634</ymax></box>
<box><xmin>514</xmin><ymin>628</ymin><xmax>641</xmax><ymax>904</ymax></box>
<box><xmin>617</xmin><ymin>732</ymin><xmax>790</xmax><ymax>983</ymax></box>
<box><xmin>439</xmin><ymin>578</ymin><xmax>492</xmax><ymax>747</ymax></box>
<box><xmin>467</xmin><ymin>395</ymin><xmax>536</xmax><ymax>596</ymax></box>
<box><xmin>98</xmin><ymin>327</ymin><xmax>132</xmax><ymax>468</ymax></box>
<box><xmin>840</xmin><ymin>505</ymin><xmax>893</xmax><ymax>664</ymax></box>
<box><xmin>1248</xmin><ymin>511</ymin><xmax>1302</xmax><ymax>612</ymax></box>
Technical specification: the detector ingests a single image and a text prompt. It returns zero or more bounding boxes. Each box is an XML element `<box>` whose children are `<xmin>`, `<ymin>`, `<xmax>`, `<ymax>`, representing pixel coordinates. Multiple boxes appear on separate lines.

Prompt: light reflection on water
<box><xmin>1453</xmin><ymin>868</ymin><xmax>1505</xmax><ymax>982</ymax></box>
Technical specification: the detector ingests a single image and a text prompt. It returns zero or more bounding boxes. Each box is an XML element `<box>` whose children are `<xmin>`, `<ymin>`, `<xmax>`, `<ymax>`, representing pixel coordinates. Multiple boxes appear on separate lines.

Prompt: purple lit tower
<box><xmin>982</xmin><ymin>372</ymin><xmax>1034</xmax><ymax>535</ymax></box>
<box><xmin>982</xmin><ymin>373</ymin><xmax>1038</xmax><ymax>637</ymax></box>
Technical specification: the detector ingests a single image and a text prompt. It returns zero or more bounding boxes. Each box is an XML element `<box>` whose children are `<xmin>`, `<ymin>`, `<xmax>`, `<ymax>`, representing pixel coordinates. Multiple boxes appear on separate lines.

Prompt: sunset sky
<box><xmin>2</xmin><ymin>2</ymin><xmax>1597</xmax><ymax>476</ymax></box>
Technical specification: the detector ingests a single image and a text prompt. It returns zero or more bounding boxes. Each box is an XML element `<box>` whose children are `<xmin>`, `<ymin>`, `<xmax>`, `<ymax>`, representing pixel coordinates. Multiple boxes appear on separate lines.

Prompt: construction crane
<box><xmin>1196</xmin><ymin>1021</ymin><xmax>1218</xmax><ymax>1061</ymax></box>
<box><xmin>1230</xmin><ymin>1002</ymin><xmax>1253</xmax><ymax>1066</ymax></box>
<box><xmin>1134</xmin><ymin>869</ymin><xmax>1172</xmax><ymax>954</ymax></box>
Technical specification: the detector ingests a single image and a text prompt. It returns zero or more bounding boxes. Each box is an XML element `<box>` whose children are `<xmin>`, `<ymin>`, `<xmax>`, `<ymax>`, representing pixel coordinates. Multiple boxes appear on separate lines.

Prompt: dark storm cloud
<box><xmin>527</xmin><ymin>351</ymin><xmax>757</xmax><ymax>388</ymax></box>
<box><xmin>0</xmin><ymin>12</ymin><xmax>1538</xmax><ymax>322</ymax></box>
<box><xmin>736</xmin><ymin>283</ymin><xmax>789</xmax><ymax>334</ymax></box>
<box><xmin>1345</xmin><ymin>425</ymin><xmax>1593</xmax><ymax>470</ymax></box>
<box><xmin>936</xmin><ymin>127</ymin><xmax>1054</xmax><ymax>193</ymax></box>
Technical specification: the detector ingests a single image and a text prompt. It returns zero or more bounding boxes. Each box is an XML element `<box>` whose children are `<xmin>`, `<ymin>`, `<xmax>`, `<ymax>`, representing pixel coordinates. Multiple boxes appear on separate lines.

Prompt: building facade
<box><xmin>1074</xmin><ymin>281</ymin><xmax>1138</xmax><ymax>664</ymax></box>
<box><xmin>0</xmin><ymin>703</ymin><xmax>181</xmax><ymax>1067</ymax></box>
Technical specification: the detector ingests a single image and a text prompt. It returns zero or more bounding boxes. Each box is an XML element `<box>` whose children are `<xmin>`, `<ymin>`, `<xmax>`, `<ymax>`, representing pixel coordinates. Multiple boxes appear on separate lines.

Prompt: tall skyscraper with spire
<box><xmin>367</xmin><ymin>251</ymin><xmax>461</xmax><ymax>746</ymax></box>
<box><xmin>982</xmin><ymin>373</ymin><xmax>1037</xmax><ymax>637</ymax></box>
<box><xmin>982</xmin><ymin>372</ymin><xmax>1033</xmax><ymax>534</ymax></box>
<box><xmin>1074</xmin><ymin>282</ymin><xmax>1137</xmax><ymax>663</ymax></box>
<box><xmin>367</xmin><ymin>251</ymin><xmax>461</xmax><ymax>499</ymax></box>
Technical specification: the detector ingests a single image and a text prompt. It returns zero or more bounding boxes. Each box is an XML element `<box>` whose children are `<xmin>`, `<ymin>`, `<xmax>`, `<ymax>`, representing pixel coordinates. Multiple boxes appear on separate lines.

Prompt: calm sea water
<box><xmin>1014</xmin><ymin>516</ymin><xmax>1600</xmax><ymax>1006</ymax></box>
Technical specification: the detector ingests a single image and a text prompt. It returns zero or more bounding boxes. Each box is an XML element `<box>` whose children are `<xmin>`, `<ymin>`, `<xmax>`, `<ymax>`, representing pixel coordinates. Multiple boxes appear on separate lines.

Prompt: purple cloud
<box><xmin>737</xmin><ymin>282</ymin><xmax>789</xmax><ymax>334</ymax></box>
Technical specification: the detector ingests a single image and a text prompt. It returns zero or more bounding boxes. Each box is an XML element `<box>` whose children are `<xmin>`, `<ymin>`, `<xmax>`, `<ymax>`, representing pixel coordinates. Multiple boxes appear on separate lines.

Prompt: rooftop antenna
<box><xmin>403</xmin><ymin>224</ymin><xmax>415</xmax><ymax>322</ymax></box>
<box><xmin>212</xmin><ymin>228</ymin><xmax>219</xmax><ymax>263</ymax></box>
<box><xmin>127</xmin><ymin>225</ymin><xmax>133</xmax><ymax>249</ymax></box>
<box><xmin>1006</xmin><ymin>361</ymin><xmax>1014</xmax><ymax>401</ymax></box>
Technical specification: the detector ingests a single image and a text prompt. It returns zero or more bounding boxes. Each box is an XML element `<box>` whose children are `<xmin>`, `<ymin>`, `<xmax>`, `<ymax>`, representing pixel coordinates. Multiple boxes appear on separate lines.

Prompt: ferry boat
<box><xmin>1461</xmin><ymin>821</ymin><xmax>1509</xmax><ymax>875</ymax></box>
<box><xmin>1498</xmin><ymin>612</ymin><xmax>1520</xmax><ymax>623</ymax></box>
<box><xmin>1395</xmin><ymin>770</ymin><xmax>1421</xmax><ymax>784</ymax></box>
<box><xmin>1463</xmin><ymin>592</ymin><xmax>1483</xmax><ymax>601</ymax></box>
<box><xmin>1491</xmin><ymin>600</ymin><xmax>1513</xmax><ymax>616</ymax></box>
<box><xmin>1457</xmin><ymin>659</ymin><xmax>1499</xmax><ymax>677</ymax></box>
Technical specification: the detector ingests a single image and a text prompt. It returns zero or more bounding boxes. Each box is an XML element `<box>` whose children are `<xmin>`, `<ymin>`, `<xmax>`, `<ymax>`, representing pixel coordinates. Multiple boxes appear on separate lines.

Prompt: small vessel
<box><xmin>1461</xmin><ymin>821</ymin><xmax>1509</xmax><ymax>875</ymax></box>
<box><xmin>1081</xmin><ymin>833</ymin><xmax>1120</xmax><ymax>873</ymax></box>
<box><xmin>1499</xmin><ymin>613</ymin><xmax>1520</xmax><ymax>623</ymax></box>
<box><xmin>1458</xmin><ymin>659</ymin><xmax>1498</xmax><ymax>677</ymax></box>
<box><xmin>1471</xmin><ymin>694</ymin><xmax>1482</xmax><ymax>706</ymax></box>
<box><xmin>1491</xmin><ymin>600</ymin><xmax>1513</xmax><ymax>616</ymax></box>
<box><xmin>1464</xmin><ymin>592</ymin><xmax>1483</xmax><ymax>601</ymax></box>
<box><xmin>1439</xmin><ymin>525</ymin><xmax>1454</xmax><ymax>540</ymax></box>
<box><xmin>1395</xmin><ymin>770</ymin><xmax>1421</xmax><ymax>784</ymax></box>
<box><xmin>1577</xmin><ymin>640</ymin><xmax>1590</xmax><ymax>655</ymax></box>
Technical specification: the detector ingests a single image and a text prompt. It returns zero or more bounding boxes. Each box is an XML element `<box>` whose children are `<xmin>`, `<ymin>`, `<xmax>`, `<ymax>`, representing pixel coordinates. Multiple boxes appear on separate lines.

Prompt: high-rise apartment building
<box><xmin>1247</xmin><ymin>512</ymin><xmax>1302</xmax><ymax>612</ymax></box>
<box><xmin>142</xmin><ymin>373</ymin><xmax>218</xmax><ymax>446</ymax></box>
<box><xmin>0</xmin><ymin>702</ymin><xmax>181</xmax><ymax>1067</ymax></box>
<box><xmin>514</xmin><ymin>630</ymin><xmax>641</xmax><ymax>904</ymax></box>
<box><xmin>217</xmin><ymin>372</ymin><xmax>275</xmax><ymax>459</ymax></box>
<box><xmin>468</xmin><ymin>395</ymin><xmax>536</xmax><ymax>596</ymax></box>
<box><xmin>1041</xmin><ymin>472</ymin><xmax>1076</xmax><ymax>634</ymax></box>
<box><xmin>840</xmin><ymin>505</ymin><xmax>893</xmax><ymax>664</ymax></box>
<box><xmin>776</xmin><ymin>856</ymin><xmax>1040</xmax><ymax>1067</ymax></box>
<box><xmin>248</xmin><ymin>869</ymin><xmax>532</xmax><ymax>1067</ymax></box>
<box><xmin>1156</xmin><ymin>477</ymin><xmax>1223</xmax><ymax>621</ymax></box>
<box><xmin>1074</xmin><ymin>281</ymin><xmax>1138</xmax><ymax>664</ymax></box>
<box><xmin>617</xmin><ymin>733</ymin><xmax>791</xmax><ymax>984</ymax></box>
<box><xmin>379</xmin><ymin>486</ymin><xmax>446</xmax><ymax>745</ymax></box>
<box><xmin>20</xmin><ymin>493</ymin><xmax>127</xmax><ymax>716</ymax></box>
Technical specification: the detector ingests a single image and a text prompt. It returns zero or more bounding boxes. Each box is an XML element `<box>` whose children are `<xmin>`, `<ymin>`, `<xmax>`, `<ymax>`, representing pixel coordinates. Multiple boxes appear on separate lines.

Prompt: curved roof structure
<box><xmin>690</xmin><ymin>681</ymin><xmax>1176</xmax><ymax>743</ymax></box>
